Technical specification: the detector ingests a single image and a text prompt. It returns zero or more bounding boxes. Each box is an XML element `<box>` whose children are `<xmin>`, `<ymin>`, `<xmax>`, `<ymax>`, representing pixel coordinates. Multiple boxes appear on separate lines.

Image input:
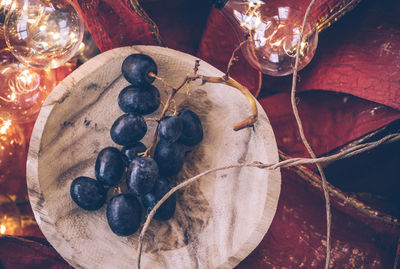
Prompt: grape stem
<box><xmin>191</xmin><ymin>75</ymin><xmax>258</xmax><ymax>131</ymax></box>
<box><xmin>224</xmin><ymin>34</ymin><xmax>249</xmax><ymax>80</ymax></box>
<box><xmin>144</xmin><ymin>118</ymin><xmax>158</xmax><ymax>122</ymax></box>
<box><xmin>143</xmin><ymin>61</ymin><xmax>258</xmax><ymax>156</ymax></box>
<box><xmin>148</xmin><ymin>69</ymin><xmax>258</xmax><ymax>131</ymax></box>
<box><xmin>143</xmin><ymin>74</ymin><xmax>182</xmax><ymax>157</ymax></box>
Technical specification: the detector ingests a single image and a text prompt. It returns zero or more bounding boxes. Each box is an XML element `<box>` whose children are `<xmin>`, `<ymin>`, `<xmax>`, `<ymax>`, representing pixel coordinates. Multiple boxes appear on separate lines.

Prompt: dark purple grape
<box><xmin>158</xmin><ymin>116</ymin><xmax>183</xmax><ymax>143</ymax></box>
<box><xmin>70</xmin><ymin>177</ymin><xmax>107</xmax><ymax>211</ymax></box>
<box><xmin>154</xmin><ymin>140</ymin><xmax>185</xmax><ymax>177</ymax></box>
<box><xmin>107</xmin><ymin>193</ymin><xmax>142</xmax><ymax>236</ymax></box>
<box><xmin>126</xmin><ymin>157</ymin><xmax>158</xmax><ymax>196</ymax></box>
<box><xmin>121</xmin><ymin>54</ymin><xmax>157</xmax><ymax>87</ymax></box>
<box><xmin>178</xmin><ymin>109</ymin><xmax>203</xmax><ymax>146</ymax></box>
<box><xmin>95</xmin><ymin>147</ymin><xmax>125</xmax><ymax>186</ymax></box>
<box><xmin>121</xmin><ymin>142</ymin><xmax>147</xmax><ymax>166</ymax></box>
<box><xmin>118</xmin><ymin>85</ymin><xmax>160</xmax><ymax>115</ymax></box>
<box><xmin>142</xmin><ymin>177</ymin><xmax>176</xmax><ymax>221</ymax></box>
<box><xmin>110</xmin><ymin>114</ymin><xmax>147</xmax><ymax>146</ymax></box>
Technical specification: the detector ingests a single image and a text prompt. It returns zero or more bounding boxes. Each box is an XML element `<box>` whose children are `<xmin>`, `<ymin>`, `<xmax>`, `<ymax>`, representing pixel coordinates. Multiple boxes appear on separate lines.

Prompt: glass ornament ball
<box><xmin>216</xmin><ymin>0</ymin><xmax>318</xmax><ymax>76</ymax></box>
<box><xmin>0</xmin><ymin>48</ymin><xmax>55</xmax><ymax>123</ymax></box>
<box><xmin>0</xmin><ymin>114</ymin><xmax>26</xmax><ymax>185</ymax></box>
<box><xmin>4</xmin><ymin>0</ymin><xmax>84</xmax><ymax>69</ymax></box>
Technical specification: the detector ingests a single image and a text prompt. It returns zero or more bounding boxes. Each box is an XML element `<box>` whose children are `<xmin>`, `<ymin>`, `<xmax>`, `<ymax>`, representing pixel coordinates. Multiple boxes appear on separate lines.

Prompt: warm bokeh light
<box><xmin>0</xmin><ymin>115</ymin><xmax>25</xmax><ymax>184</ymax></box>
<box><xmin>0</xmin><ymin>193</ymin><xmax>21</xmax><ymax>236</ymax></box>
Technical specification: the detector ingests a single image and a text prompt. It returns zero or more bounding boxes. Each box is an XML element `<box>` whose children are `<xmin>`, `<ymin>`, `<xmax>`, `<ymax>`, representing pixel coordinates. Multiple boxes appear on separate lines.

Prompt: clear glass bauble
<box><xmin>4</xmin><ymin>0</ymin><xmax>84</xmax><ymax>69</ymax></box>
<box><xmin>221</xmin><ymin>0</ymin><xmax>318</xmax><ymax>76</ymax></box>
<box><xmin>0</xmin><ymin>48</ymin><xmax>55</xmax><ymax>123</ymax></box>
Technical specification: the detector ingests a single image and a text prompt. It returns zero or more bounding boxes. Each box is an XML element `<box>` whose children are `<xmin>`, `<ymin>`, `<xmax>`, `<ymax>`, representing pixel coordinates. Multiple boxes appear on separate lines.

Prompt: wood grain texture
<box><xmin>26</xmin><ymin>46</ymin><xmax>281</xmax><ymax>269</ymax></box>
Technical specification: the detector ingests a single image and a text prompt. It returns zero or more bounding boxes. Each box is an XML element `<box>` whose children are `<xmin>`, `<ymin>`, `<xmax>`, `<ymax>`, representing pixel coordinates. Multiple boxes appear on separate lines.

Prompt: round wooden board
<box><xmin>27</xmin><ymin>46</ymin><xmax>281</xmax><ymax>269</ymax></box>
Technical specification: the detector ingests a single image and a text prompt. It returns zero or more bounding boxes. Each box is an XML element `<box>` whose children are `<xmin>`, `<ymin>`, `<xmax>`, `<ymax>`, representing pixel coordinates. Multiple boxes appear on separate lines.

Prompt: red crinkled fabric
<box><xmin>72</xmin><ymin>0</ymin><xmax>161</xmax><ymax>51</ymax></box>
<box><xmin>259</xmin><ymin>91</ymin><xmax>400</xmax><ymax>158</ymax></box>
<box><xmin>297</xmin><ymin>0</ymin><xmax>400</xmax><ymax>110</ymax></box>
<box><xmin>0</xmin><ymin>236</ymin><xmax>71</xmax><ymax>269</ymax></box>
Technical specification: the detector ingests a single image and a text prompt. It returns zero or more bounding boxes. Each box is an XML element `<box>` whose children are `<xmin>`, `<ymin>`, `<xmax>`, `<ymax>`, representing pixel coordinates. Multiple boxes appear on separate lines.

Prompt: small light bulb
<box><xmin>0</xmin><ymin>48</ymin><xmax>54</xmax><ymax>123</ymax></box>
<box><xmin>4</xmin><ymin>0</ymin><xmax>84</xmax><ymax>69</ymax></box>
<box><xmin>213</xmin><ymin>0</ymin><xmax>318</xmax><ymax>76</ymax></box>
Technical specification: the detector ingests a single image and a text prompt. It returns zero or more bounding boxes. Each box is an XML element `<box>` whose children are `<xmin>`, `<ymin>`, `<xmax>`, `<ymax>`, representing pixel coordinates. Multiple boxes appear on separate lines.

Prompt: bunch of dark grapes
<box><xmin>70</xmin><ymin>54</ymin><xmax>203</xmax><ymax>236</ymax></box>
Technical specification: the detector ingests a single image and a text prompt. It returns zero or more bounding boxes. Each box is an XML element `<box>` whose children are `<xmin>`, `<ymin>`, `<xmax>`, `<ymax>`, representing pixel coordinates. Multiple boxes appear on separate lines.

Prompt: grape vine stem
<box><xmin>224</xmin><ymin>35</ymin><xmax>249</xmax><ymax>80</ymax></box>
<box><xmin>148</xmin><ymin>73</ymin><xmax>258</xmax><ymax>132</ymax></box>
<box><xmin>144</xmin><ymin>60</ymin><xmax>258</xmax><ymax>156</ymax></box>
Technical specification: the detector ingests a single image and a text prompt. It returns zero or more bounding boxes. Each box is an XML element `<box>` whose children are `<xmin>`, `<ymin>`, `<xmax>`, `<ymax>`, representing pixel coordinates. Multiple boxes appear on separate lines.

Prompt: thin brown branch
<box><xmin>143</xmin><ymin>126</ymin><xmax>158</xmax><ymax>157</ymax></box>
<box><xmin>290</xmin><ymin>0</ymin><xmax>330</xmax><ymax>268</ymax></box>
<box><xmin>144</xmin><ymin>118</ymin><xmax>158</xmax><ymax>122</ymax></box>
<box><xmin>145</xmin><ymin>62</ymin><xmax>201</xmax><ymax>156</ymax></box>
<box><xmin>192</xmin><ymin>75</ymin><xmax>258</xmax><ymax>131</ymax></box>
<box><xmin>225</xmin><ymin>35</ymin><xmax>249</xmax><ymax>79</ymax></box>
<box><xmin>193</xmin><ymin>59</ymin><xmax>200</xmax><ymax>74</ymax></box>
<box><xmin>149</xmin><ymin>72</ymin><xmax>174</xmax><ymax>89</ymax></box>
<box><xmin>152</xmin><ymin>73</ymin><xmax>257</xmax><ymax>131</ymax></box>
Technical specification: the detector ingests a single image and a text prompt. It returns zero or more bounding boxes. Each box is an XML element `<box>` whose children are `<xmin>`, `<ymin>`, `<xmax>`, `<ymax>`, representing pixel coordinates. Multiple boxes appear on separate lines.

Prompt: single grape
<box><xmin>95</xmin><ymin>147</ymin><xmax>125</xmax><ymax>186</ymax></box>
<box><xmin>121</xmin><ymin>142</ymin><xmax>147</xmax><ymax>166</ymax></box>
<box><xmin>158</xmin><ymin>116</ymin><xmax>183</xmax><ymax>143</ymax></box>
<box><xmin>118</xmin><ymin>84</ymin><xmax>160</xmax><ymax>115</ymax></box>
<box><xmin>70</xmin><ymin>177</ymin><xmax>107</xmax><ymax>211</ymax></box>
<box><xmin>142</xmin><ymin>177</ymin><xmax>176</xmax><ymax>221</ymax></box>
<box><xmin>154</xmin><ymin>140</ymin><xmax>185</xmax><ymax>177</ymax></box>
<box><xmin>178</xmin><ymin>109</ymin><xmax>203</xmax><ymax>146</ymax></box>
<box><xmin>121</xmin><ymin>54</ymin><xmax>157</xmax><ymax>87</ymax></box>
<box><xmin>126</xmin><ymin>157</ymin><xmax>158</xmax><ymax>196</ymax></box>
<box><xmin>110</xmin><ymin>114</ymin><xmax>147</xmax><ymax>146</ymax></box>
<box><xmin>107</xmin><ymin>193</ymin><xmax>142</xmax><ymax>236</ymax></box>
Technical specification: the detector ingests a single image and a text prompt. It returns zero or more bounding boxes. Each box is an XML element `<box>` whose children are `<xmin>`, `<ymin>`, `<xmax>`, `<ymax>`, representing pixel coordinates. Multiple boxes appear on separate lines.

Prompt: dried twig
<box><xmin>225</xmin><ymin>35</ymin><xmax>249</xmax><ymax>79</ymax></box>
<box><xmin>289</xmin><ymin>0</ymin><xmax>331</xmax><ymax>268</ymax></box>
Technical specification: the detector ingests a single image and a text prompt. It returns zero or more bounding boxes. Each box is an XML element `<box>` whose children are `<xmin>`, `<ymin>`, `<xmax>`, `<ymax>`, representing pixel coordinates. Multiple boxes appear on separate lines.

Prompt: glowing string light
<box><xmin>215</xmin><ymin>0</ymin><xmax>318</xmax><ymax>76</ymax></box>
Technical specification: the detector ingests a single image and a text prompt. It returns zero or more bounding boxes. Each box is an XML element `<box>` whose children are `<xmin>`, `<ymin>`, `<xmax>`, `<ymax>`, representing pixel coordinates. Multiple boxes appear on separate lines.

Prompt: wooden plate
<box><xmin>27</xmin><ymin>46</ymin><xmax>281</xmax><ymax>269</ymax></box>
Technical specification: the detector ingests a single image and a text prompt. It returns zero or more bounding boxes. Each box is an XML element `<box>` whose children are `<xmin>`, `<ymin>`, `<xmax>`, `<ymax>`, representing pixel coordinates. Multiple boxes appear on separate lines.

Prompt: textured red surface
<box><xmin>298</xmin><ymin>0</ymin><xmax>400</xmax><ymax>110</ymax></box>
<box><xmin>1</xmin><ymin>0</ymin><xmax>400</xmax><ymax>268</ymax></box>
<box><xmin>72</xmin><ymin>0</ymin><xmax>160</xmax><ymax>51</ymax></box>
<box><xmin>260</xmin><ymin>91</ymin><xmax>400</xmax><ymax>157</ymax></box>
<box><xmin>0</xmin><ymin>236</ymin><xmax>71</xmax><ymax>269</ymax></box>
